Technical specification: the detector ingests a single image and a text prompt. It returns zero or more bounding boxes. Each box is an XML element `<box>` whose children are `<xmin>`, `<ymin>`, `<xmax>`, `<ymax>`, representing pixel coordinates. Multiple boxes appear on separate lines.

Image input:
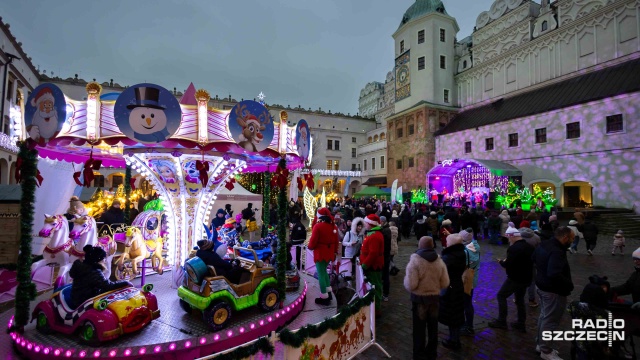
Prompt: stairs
<box><xmin>594</xmin><ymin>212</ymin><xmax>640</xmax><ymax>240</ymax></box>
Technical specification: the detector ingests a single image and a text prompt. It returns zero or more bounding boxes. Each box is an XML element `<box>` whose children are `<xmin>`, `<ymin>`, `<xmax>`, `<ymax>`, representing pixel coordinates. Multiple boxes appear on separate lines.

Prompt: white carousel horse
<box><xmin>116</xmin><ymin>227</ymin><xmax>164</xmax><ymax>279</ymax></box>
<box><xmin>68</xmin><ymin>215</ymin><xmax>117</xmax><ymax>280</ymax></box>
<box><xmin>31</xmin><ymin>214</ymin><xmax>73</xmax><ymax>285</ymax></box>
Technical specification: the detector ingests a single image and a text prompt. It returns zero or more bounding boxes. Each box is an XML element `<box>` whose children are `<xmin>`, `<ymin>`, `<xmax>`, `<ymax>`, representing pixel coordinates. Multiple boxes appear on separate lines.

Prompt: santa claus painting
<box><xmin>26</xmin><ymin>85</ymin><xmax>63</xmax><ymax>144</ymax></box>
<box><xmin>296</xmin><ymin>120</ymin><xmax>310</xmax><ymax>162</ymax></box>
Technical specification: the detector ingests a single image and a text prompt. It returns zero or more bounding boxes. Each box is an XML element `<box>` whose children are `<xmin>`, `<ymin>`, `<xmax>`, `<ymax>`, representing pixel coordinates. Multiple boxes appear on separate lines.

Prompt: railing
<box><xmin>0</xmin><ymin>132</ymin><xmax>18</xmax><ymax>153</ymax></box>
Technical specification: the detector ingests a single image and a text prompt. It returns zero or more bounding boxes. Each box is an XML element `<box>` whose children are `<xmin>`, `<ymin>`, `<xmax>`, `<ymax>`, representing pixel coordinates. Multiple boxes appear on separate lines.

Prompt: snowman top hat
<box><xmin>127</xmin><ymin>86</ymin><xmax>165</xmax><ymax>110</ymax></box>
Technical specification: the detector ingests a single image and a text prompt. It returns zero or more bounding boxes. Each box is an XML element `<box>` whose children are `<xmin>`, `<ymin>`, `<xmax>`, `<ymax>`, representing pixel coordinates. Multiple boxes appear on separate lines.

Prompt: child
<box><xmin>612</xmin><ymin>230</ymin><xmax>625</xmax><ymax>255</ymax></box>
<box><xmin>246</xmin><ymin>216</ymin><xmax>259</xmax><ymax>242</ymax></box>
<box><xmin>290</xmin><ymin>217</ymin><xmax>307</xmax><ymax>270</ymax></box>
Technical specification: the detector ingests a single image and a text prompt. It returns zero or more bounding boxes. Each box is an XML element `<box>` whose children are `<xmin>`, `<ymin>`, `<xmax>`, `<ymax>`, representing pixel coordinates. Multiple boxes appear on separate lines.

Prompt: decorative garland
<box><xmin>261</xmin><ymin>171</ymin><xmax>270</xmax><ymax>238</ymax></box>
<box><xmin>275</xmin><ymin>158</ymin><xmax>288</xmax><ymax>300</ymax></box>
<box><xmin>123</xmin><ymin>164</ymin><xmax>132</xmax><ymax>224</ymax></box>
<box><xmin>213</xmin><ymin>336</ymin><xmax>274</xmax><ymax>360</ymax></box>
<box><xmin>279</xmin><ymin>289</ymin><xmax>375</xmax><ymax>347</ymax></box>
<box><xmin>10</xmin><ymin>141</ymin><xmax>38</xmax><ymax>332</ymax></box>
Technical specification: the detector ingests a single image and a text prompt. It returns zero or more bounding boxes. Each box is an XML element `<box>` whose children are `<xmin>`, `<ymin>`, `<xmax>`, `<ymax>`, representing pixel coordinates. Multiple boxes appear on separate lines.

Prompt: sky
<box><xmin>3</xmin><ymin>0</ymin><xmax>495</xmax><ymax>115</ymax></box>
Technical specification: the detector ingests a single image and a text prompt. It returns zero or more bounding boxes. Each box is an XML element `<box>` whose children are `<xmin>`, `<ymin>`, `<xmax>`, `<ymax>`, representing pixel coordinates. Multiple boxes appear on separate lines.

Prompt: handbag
<box><xmin>462</xmin><ymin>252</ymin><xmax>474</xmax><ymax>295</ymax></box>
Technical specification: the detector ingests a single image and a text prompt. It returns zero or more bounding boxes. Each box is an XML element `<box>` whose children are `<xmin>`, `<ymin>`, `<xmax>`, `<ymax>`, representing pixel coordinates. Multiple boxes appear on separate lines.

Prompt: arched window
<box><xmin>368</xmin><ymin>136</ymin><xmax>372</xmax><ymax>143</ymax></box>
<box><xmin>463</xmin><ymin>60</ymin><xmax>468</xmax><ymax>69</ymax></box>
<box><xmin>374</xmin><ymin>135</ymin><xmax>379</xmax><ymax>142</ymax></box>
<box><xmin>380</xmin><ymin>132</ymin><xmax>386</xmax><ymax>140</ymax></box>
<box><xmin>541</xmin><ymin>21</ymin><xmax>548</xmax><ymax>31</ymax></box>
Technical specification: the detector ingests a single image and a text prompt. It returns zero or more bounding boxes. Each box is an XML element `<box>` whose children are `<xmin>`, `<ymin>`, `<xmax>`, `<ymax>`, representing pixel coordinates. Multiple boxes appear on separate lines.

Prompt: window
<box><xmin>400</xmin><ymin>40</ymin><xmax>405</xmax><ymax>53</ymax></box>
<box><xmin>396</xmin><ymin>128</ymin><xmax>403</xmax><ymax>138</ymax></box>
<box><xmin>418</xmin><ymin>30</ymin><xmax>425</xmax><ymax>44</ymax></box>
<box><xmin>418</xmin><ymin>56</ymin><xmax>425</xmax><ymax>70</ymax></box>
<box><xmin>381</xmin><ymin>156</ymin><xmax>385</xmax><ymax>169</ymax></box>
<box><xmin>333</xmin><ymin>160</ymin><xmax>339</xmax><ymax>171</ymax></box>
<box><xmin>408</xmin><ymin>124</ymin><xmax>415</xmax><ymax>135</ymax></box>
<box><xmin>440</xmin><ymin>28</ymin><xmax>446</xmax><ymax>42</ymax></box>
<box><xmin>463</xmin><ymin>60</ymin><xmax>468</xmax><ymax>69</ymax></box>
<box><xmin>368</xmin><ymin>136</ymin><xmax>372</xmax><ymax>143</ymax></box>
<box><xmin>112</xmin><ymin>175</ymin><xmax>124</xmax><ymax>187</ymax></box>
<box><xmin>334</xmin><ymin>140</ymin><xmax>340</xmax><ymax>150</ymax></box>
<box><xmin>396</xmin><ymin>160</ymin><xmax>403</xmax><ymax>169</ymax></box>
<box><xmin>327</xmin><ymin>139</ymin><xmax>333</xmax><ymax>150</ymax></box>
<box><xmin>508</xmin><ymin>133</ymin><xmax>519</xmax><ymax>147</ymax></box>
<box><xmin>443</xmin><ymin>89</ymin><xmax>450</xmax><ymax>103</ymax></box>
<box><xmin>440</xmin><ymin>56</ymin><xmax>446</xmax><ymax>69</ymax></box>
<box><xmin>485</xmin><ymin>137</ymin><xmax>494</xmax><ymax>151</ymax></box>
<box><xmin>93</xmin><ymin>175</ymin><xmax>105</xmax><ymax>188</ymax></box>
<box><xmin>606</xmin><ymin>114</ymin><xmax>623</xmax><ymax>133</ymax></box>
<box><xmin>566</xmin><ymin>122</ymin><xmax>580</xmax><ymax>139</ymax></box>
<box><xmin>2</xmin><ymin>115</ymin><xmax>8</xmax><ymax>135</ymax></box>
<box><xmin>6</xmin><ymin>78</ymin><xmax>14</xmax><ymax>101</ymax></box>
<box><xmin>465</xmin><ymin>141</ymin><xmax>472</xmax><ymax>153</ymax></box>
<box><xmin>352</xmin><ymin>164</ymin><xmax>357</xmax><ymax>171</ymax></box>
<box><xmin>371</xmin><ymin>157</ymin><xmax>376</xmax><ymax>170</ymax></box>
<box><xmin>352</xmin><ymin>137</ymin><xmax>357</xmax><ymax>143</ymax></box>
<box><xmin>380</xmin><ymin>132</ymin><xmax>386</xmax><ymax>140</ymax></box>
<box><xmin>351</xmin><ymin>148</ymin><xmax>357</xmax><ymax>158</ymax></box>
<box><xmin>408</xmin><ymin>157</ymin><xmax>415</xmax><ymax>168</ymax></box>
<box><xmin>364</xmin><ymin>159</ymin><xmax>368</xmax><ymax>171</ymax></box>
<box><xmin>326</xmin><ymin>160</ymin><xmax>333</xmax><ymax>170</ymax></box>
<box><xmin>535</xmin><ymin>128</ymin><xmax>547</xmax><ymax>144</ymax></box>
<box><xmin>541</xmin><ymin>21</ymin><xmax>548</xmax><ymax>31</ymax></box>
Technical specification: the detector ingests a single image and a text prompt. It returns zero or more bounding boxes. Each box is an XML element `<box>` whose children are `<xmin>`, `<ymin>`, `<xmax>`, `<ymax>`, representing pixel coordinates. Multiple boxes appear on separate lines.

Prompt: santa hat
<box><xmin>632</xmin><ymin>247</ymin><xmax>640</xmax><ymax>259</ymax></box>
<box><xmin>316</xmin><ymin>207</ymin><xmax>332</xmax><ymax>220</ymax></box>
<box><xmin>364</xmin><ymin>214</ymin><xmax>380</xmax><ymax>227</ymax></box>
<box><xmin>31</xmin><ymin>87</ymin><xmax>55</xmax><ymax>107</ymax></box>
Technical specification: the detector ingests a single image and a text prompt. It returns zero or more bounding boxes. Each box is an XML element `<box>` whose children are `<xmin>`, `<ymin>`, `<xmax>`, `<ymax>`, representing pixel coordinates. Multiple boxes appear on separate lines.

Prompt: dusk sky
<box><xmin>3</xmin><ymin>0</ymin><xmax>494</xmax><ymax>115</ymax></box>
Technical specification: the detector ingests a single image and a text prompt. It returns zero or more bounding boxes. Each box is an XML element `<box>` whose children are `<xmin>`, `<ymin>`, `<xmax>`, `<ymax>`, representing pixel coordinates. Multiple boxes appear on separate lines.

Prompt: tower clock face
<box><xmin>398</xmin><ymin>65</ymin><xmax>409</xmax><ymax>84</ymax></box>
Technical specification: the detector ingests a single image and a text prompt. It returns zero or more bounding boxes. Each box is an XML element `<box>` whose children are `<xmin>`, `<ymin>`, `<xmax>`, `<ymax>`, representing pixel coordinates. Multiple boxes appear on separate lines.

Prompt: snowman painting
<box><xmin>127</xmin><ymin>86</ymin><xmax>170</xmax><ymax>143</ymax></box>
<box><xmin>296</xmin><ymin>121</ymin><xmax>310</xmax><ymax>162</ymax></box>
<box><xmin>26</xmin><ymin>87</ymin><xmax>60</xmax><ymax>144</ymax></box>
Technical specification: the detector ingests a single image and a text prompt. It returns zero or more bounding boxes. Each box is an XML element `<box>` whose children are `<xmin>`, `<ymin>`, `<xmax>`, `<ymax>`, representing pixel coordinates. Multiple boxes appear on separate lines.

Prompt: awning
<box><xmin>362</xmin><ymin>176</ymin><xmax>387</xmax><ymax>186</ymax></box>
<box><xmin>353</xmin><ymin>186</ymin><xmax>391</xmax><ymax>198</ymax></box>
<box><xmin>427</xmin><ymin>159</ymin><xmax>522</xmax><ymax>177</ymax></box>
<box><xmin>0</xmin><ymin>185</ymin><xmax>21</xmax><ymax>202</ymax></box>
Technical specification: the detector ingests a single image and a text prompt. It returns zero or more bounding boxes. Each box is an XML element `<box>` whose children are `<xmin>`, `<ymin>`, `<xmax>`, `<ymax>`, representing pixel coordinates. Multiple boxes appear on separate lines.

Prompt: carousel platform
<box><xmin>4</xmin><ymin>272</ymin><xmax>337</xmax><ymax>359</ymax></box>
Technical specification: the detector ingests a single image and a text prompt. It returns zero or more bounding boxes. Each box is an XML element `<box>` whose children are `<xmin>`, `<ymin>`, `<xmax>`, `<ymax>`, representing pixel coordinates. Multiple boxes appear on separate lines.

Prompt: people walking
<box><xmin>404</xmin><ymin>236</ymin><xmax>450</xmax><ymax>360</ymax></box>
<box><xmin>581</xmin><ymin>219</ymin><xmax>599</xmax><ymax>255</ymax></box>
<box><xmin>567</xmin><ymin>220</ymin><xmax>584</xmax><ymax>254</ymax></box>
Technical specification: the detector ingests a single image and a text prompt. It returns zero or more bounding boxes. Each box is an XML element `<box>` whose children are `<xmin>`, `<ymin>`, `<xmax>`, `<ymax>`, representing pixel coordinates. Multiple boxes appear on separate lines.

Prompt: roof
<box><xmin>362</xmin><ymin>176</ymin><xmax>387</xmax><ymax>186</ymax></box>
<box><xmin>79</xmin><ymin>187</ymin><xmax>100</xmax><ymax>202</ymax></box>
<box><xmin>398</xmin><ymin>0</ymin><xmax>448</xmax><ymax>29</ymax></box>
<box><xmin>0</xmin><ymin>185</ymin><xmax>21</xmax><ymax>202</ymax></box>
<box><xmin>438</xmin><ymin>58</ymin><xmax>640</xmax><ymax>135</ymax></box>
<box><xmin>427</xmin><ymin>159</ymin><xmax>522</xmax><ymax>177</ymax></box>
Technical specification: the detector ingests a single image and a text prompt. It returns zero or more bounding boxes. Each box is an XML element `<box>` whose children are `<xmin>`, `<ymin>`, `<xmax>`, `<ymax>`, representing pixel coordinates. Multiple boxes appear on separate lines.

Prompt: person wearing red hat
<box><xmin>360</xmin><ymin>213</ymin><xmax>385</xmax><ymax>314</ymax></box>
<box><xmin>308</xmin><ymin>207</ymin><xmax>339</xmax><ymax>305</ymax></box>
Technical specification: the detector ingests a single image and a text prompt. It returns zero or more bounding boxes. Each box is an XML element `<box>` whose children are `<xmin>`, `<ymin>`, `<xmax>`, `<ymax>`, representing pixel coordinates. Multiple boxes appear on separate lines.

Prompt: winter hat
<box><xmin>379</xmin><ymin>216</ymin><xmax>387</xmax><ymax>224</ymax></box>
<box><xmin>632</xmin><ymin>247</ymin><xmax>640</xmax><ymax>259</ymax></box>
<box><xmin>519</xmin><ymin>227</ymin><xmax>535</xmax><ymax>239</ymax></box>
<box><xmin>392</xmin><ymin>210</ymin><xmax>398</xmax><ymax>217</ymax></box>
<box><xmin>505</xmin><ymin>226</ymin><xmax>521</xmax><ymax>237</ymax></box>
<box><xmin>580</xmin><ymin>283</ymin><xmax>608</xmax><ymax>309</ymax></box>
<box><xmin>364</xmin><ymin>214</ymin><xmax>380</xmax><ymax>227</ymax></box>
<box><xmin>197</xmin><ymin>239</ymin><xmax>213</xmax><ymax>251</ymax></box>
<box><xmin>83</xmin><ymin>245</ymin><xmax>106</xmax><ymax>264</ymax></box>
<box><xmin>446</xmin><ymin>234</ymin><xmax>463</xmax><ymax>246</ymax></box>
<box><xmin>459</xmin><ymin>229</ymin><xmax>473</xmax><ymax>244</ymax></box>
<box><xmin>549</xmin><ymin>215</ymin><xmax>557</xmax><ymax>222</ymax></box>
<box><xmin>616</xmin><ymin>230</ymin><xmax>624</xmax><ymax>236</ymax></box>
<box><xmin>442</xmin><ymin>219</ymin><xmax>452</xmax><ymax>226</ymax></box>
<box><xmin>508</xmin><ymin>222</ymin><xmax>515</xmax><ymax>228</ymax></box>
<box><xmin>569</xmin><ymin>220</ymin><xmax>578</xmax><ymax>225</ymax></box>
<box><xmin>316</xmin><ymin>207</ymin><xmax>332</xmax><ymax>220</ymax></box>
<box><xmin>430</xmin><ymin>211</ymin><xmax>436</xmax><ymax>216</ymax></box>
<box><xmin>31</xmin><ymin>87</ymin><xmax>55</xmax><ymax>107</ymax></box>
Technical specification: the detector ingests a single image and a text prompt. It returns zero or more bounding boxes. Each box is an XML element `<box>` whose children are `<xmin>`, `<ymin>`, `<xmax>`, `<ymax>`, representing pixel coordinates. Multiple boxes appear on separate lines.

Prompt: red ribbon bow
<box><xmin>195</xmin><ymin>160</ymin><xmax>210</xmax><ymax>187</ymax></box>
<box><xmin>271</xmin><ymin>165</ymin><xmax>289</xmax><ymax>190</ymax></box>
<box><xmin>225</xmin><ymin>177</ymin><xmax>236</xmax><ymax>191</ymax></box>
<box><xmin>129</xmin><ymin>177</ymin><xmax>136</xmax><ymax>190</ymax></box>
<box><xmin>297</xmin><ymin>177</ymin><xmax>303</xmax><ymax>191</ymax></box>
<box><xmin>15</xmin><ymin>157</ymin><xmax>44</xmax><ymax>187</ymax></box>
<box><xmin>73</xmin><ymin>153</ymin><xmax>102</xmax><ymax>188</ymax></box>
<box><xmin>304</xmin><ymin>173</ymin><xmax>315</xmax><ymax>190</ymax></box>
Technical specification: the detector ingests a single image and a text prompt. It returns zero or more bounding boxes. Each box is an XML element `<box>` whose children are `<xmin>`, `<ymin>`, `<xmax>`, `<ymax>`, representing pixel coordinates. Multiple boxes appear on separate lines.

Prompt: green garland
<box><xmin>275</xmin><ymin>159</ymin><xmax>288</xmax><ymax>300</ymax></box>
<box><xmin>279</xmin><ymin>289</ymin><xmax>375</xmax><ymax>347</ymax></box>
<box><xmin>261</xmin><ymin>171</ymin><xmax>270</xmax><ymax>238</ymax></box>
<box><xmin>11</xmin><ymin>142</ymin><xmax>38</xmax><ymax>332</ymax></box>
<box><xmin>123</xmin><ymin>165</ymin><xmax>132</xmax><ymax>224</ymax></box>
<box><xmin>213</xmin><ymin>336</ymin><xmax>274</xmax><ymax>360</ymax></box>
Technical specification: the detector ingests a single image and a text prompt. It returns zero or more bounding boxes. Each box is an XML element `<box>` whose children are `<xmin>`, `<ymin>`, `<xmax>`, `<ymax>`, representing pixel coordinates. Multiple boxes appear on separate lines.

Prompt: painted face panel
<box><xmin>129</xmin><ymin>107</ymin><xmax>168</xmax><ymax>135</ymax></box>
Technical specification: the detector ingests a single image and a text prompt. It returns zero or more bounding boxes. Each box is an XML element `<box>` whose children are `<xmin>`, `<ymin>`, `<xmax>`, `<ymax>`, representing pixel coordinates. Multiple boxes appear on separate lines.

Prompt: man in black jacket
<box><xmin>582</xmin><ymin>219</ymin><xmax>599</xmax><ymax>255</ymax></box>
<box><xmin>611</xmin><ymin>247</ymin><xmax>640</xmax><ymax>305</ymax></box>
<box><xmin>533</xmin><ymin>226</ymin><xmax>575</xmax><ymax>359</ymax></box>
<box><xmin>488</xmin><ymin>227</ymin><xmax>535</xmax><ymax>332</ymax></box>
<box><xmin>99</xmin><ymin>200</ymin><xmax>125</xmax><ymax>226</ymax></box>
<box><xmin>380</xmin><ymin>216</ymin><xmax>392</xmax><ymax>301</ymax></box>
<box><xmin>196</xmin><ymin>239</ymin><xmax>241</xmax><ymax>283</ymax></box>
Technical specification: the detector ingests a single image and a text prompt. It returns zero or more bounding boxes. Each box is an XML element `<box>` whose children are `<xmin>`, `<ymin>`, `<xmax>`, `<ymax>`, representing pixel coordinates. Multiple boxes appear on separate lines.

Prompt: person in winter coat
<box><xmin>533</xmin><ymin>226</ymin><xmax>575</xmax><ymax>358</ymax></box>
<box><xmin>400</xmin><ymin>207</ymin><xmax>413</xmax><ymax>238</ymax></box>
<box><xmin>389</xmin><ymin>221</ymin><xmax>399</xmax><ymax>261</ymax></box>
<box><xmin>426</xmin><ymin>212</ymin><xmax>439</xmax><ymax>240</ymax></box>
<box><xmin>444</xmin><ymin>207</ymin><xmax>460</xmax><ymax>233</ymax></box>
<box><xmin>380</xmin><ymin>216</ymin><xmax>393</xmax><ymax>301</ymax></box>
<box><xmin>343</xmin><ymin>217</ymin><xmax>365</xmax><ymax>276</ymax></box>
<box><xmin>196</xmin><ymin>239</ymin><xmax>242</xmax><ymax>283</ymax></box>
<box><xmin>475</xmin><ymin>208</ymin><xmax>486</xmax><ymax>240</ymax></box>
<box><xmin>487</xmin><ymin>212</ymin><xmax>502</xmax><ymax>244</ymax></box>
<box><xmin>520</xmin><ymin>227</ymin><xmax>541</xmax><ymax>307</ymax></box>
<box><xmin>70</xmin><ymin>245</ymin><xmax>132</xmax><ymax>308</ymax></box>
<box><xmin>210</xmin><ymin>208</ymin><xmax>226</xmax><ymax>230</ymax></box>
<box><xmin>488</xmin><ymin>227</ymin><xmax>535</xmax><ymax>332</ymax></box>
<box><xmin>360</xmin><ymin>214</ymin><xmax>385</xmax><ymax>314</ymax></box>
<box><xmin>414</xmin><ymin>216</ymin><xmax>430</xmax><ymax>243</ymax></box>
<box><xmin>498</xmin><ymin>210</ymin><xmax>510</xmax><ymax>239</ymax></box>
<box><xmin>459</xmin><ymin>208</ymin><xmax>473</xmax><ymax>234</ymax></box>
<box><xmin>612</xmin><ymin>230</ymin><xmax>626</xmax><ymax>255</ymax></box>
<box><xmin>269</xmin><ymin>205</ymin><xmax>278</xmax><ymax>226</ymax></box>
<box><xmin>581</xmin><ymin>219</ymin><xmax>599</xmax><ymax>255</ymax></box>
<box><xmin>526</xmin><ymin>209</ymin><xmax>538</xmax><ymax>222</ymax></box>
<box><xmin>99</xmin><ymin>200</ymin><xmax>125</xmax><ymax>226</ymax></box>
<box><xmin>308</xmin><ymin>207</ymin><xmax>339</xmax><ymax>306</ymax></box>
<box><xmin>611</xmin><ymin>247</ymin><xmax>640</xmax><ymax>305</ymax></box>
<box><xmin>334</xmin><ymin>214</ymin><xmax>347</xmax><ymax>240</ymax></box>
<box><xmin>404</xmin><ymin>236</ymin><xmax>450</xmax><ymax>360</ymax></box>
<box><xmin>290</xmin><ymin>217</ymin><xmax>307</xmax><ymax>270</ymax></box>
<box><xmin>439</xmin><ymin>234</ymin><xmax>467</xmax><ymax>350</ymax></box>
<box><xmin>460</xmin><ymin>229</ymin><xmax>480</xmax><ymax>336</ymax></box>
<box><xmin>567</xmin><ymin>219</ymin><xmax>584</xmax><ymax>254</ymax></box>
<box><xmin>439</xmin><ymin>219</ymin><xmax>453</xmax><ymax>248</ymax></box>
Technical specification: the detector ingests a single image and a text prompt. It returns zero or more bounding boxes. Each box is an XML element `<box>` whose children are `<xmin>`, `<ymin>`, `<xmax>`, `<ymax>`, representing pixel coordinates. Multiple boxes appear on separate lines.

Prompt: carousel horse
<box><xmin>68</xmin><ymin>214</ymin><xmax>117</xmax><ymax>280</ymax></box>
<box><xmin>31</xmin><ymin>214</ymin><xmax>73</xmax><ymax>286</ymax></box>
<box><xmin>117</xmin><ymin>227</ymin><xmax>164</xmax><ymax>278</ymax></box>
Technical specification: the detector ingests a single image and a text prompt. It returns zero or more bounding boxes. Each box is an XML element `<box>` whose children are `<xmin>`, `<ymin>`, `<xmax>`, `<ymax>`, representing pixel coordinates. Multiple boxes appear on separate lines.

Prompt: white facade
<box><xmin>357</xmin><ymin>126</ymin><xmax>387</xmax><ymax>180</ymax></box>
<box><xmin>358</xmin><ymin>81</ymin><xmax>383</xmax><ymax>119</ymax></box>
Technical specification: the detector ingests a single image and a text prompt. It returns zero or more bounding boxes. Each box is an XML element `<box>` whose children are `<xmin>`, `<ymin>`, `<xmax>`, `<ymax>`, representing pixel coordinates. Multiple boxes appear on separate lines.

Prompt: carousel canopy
<box><xmin>428</xmin><ymin>159</ymin><xmax>522</xmax><ymax>177</ymax></box>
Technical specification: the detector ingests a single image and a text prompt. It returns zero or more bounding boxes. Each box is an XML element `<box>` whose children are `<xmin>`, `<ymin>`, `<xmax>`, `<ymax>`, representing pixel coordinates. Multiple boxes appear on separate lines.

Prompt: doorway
<box><xmin>564</xmin><ymin>186</ymin><xmax>580</xmax><ymax>207</ymax></box>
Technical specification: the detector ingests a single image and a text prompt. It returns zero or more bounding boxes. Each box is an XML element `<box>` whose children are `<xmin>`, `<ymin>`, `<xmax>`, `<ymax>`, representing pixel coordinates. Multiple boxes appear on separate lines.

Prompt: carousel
<box><xmin>4</xmin><ymin>81</ymin><xmax>335</xmax><ymax>359</ymax></box>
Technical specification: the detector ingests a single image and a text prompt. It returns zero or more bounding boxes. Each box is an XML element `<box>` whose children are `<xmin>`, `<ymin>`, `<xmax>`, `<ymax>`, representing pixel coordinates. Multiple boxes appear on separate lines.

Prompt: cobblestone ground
<box><xmin>355</xmin><ymin>234</ymin><xmax>640</xmax><ymax>360</ymax></box>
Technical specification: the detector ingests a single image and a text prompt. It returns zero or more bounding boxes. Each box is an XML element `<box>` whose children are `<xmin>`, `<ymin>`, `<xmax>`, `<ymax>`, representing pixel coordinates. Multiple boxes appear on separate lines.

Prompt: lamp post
<box><xmin>1</xmin><ymin>53</ymin><xmax>20</xmax><ymax>134</ymax></box>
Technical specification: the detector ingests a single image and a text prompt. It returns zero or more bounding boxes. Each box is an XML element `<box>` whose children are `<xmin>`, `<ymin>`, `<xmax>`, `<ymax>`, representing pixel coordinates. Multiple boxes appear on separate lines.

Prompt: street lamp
<box><xmin>1</xmin><ymin>53</ymin><xmax>21</xmax><ymax>134</ymax></box>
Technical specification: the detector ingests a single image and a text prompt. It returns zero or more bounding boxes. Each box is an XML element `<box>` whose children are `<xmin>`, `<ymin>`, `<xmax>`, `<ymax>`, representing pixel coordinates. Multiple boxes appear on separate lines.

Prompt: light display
<box><xmin>453</xmin><ymin>165</ymin><xmax>507</xmax><ymax>193</ymax></box>
<box><xmin>495</xmin><ymin>181</ymin><xmax>558</xmax><ymax>210</ymax></box>
<box><xmin>410</xmin><ymin>188</ymin><xmax>427</xmax><ymax>203</ymax></box>
<box><xmin>85</xmin><ymin>185</ymin><xmax>144</xmax><ymax>218</ymax></box>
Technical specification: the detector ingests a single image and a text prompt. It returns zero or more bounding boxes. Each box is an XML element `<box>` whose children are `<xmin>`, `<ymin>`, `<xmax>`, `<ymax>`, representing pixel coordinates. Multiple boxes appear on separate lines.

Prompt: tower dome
<box><xmin>398</xmin><ymin>0</ymin><xmax>448</xmax><ymax>29</ymax></box>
